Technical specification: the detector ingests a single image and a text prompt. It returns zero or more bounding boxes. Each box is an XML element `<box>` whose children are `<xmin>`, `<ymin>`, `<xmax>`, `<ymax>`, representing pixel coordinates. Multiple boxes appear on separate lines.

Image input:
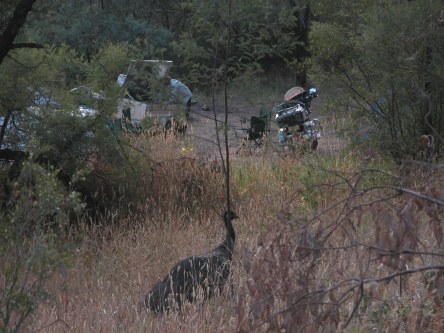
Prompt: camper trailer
<box><xmin>110</xmin><ymin>60</ymin><xmax>188</xmax><ymax>135</ymax></box>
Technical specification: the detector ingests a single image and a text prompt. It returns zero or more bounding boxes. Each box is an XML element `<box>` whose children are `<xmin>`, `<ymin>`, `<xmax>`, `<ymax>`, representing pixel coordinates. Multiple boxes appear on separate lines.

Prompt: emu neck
<box><xmin>225</xmin><ymin>217</ymin><xmax>235</xmax><ymax>243</ymax></box>
<box><xmin>223</xmin><ymin>217</ymin><xmax>236</xmax><ymax>255</ymax></box>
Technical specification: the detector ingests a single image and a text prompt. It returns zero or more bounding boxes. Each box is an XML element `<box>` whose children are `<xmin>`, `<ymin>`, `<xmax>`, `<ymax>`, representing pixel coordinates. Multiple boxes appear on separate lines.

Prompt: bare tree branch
<box><xmin>0</xmin><ymin>0</ymin><xmax>38</xmax><ymax>66</ymax></box>
<box><xmin>10</xmin><ymin>42</ymin><xmax>44</xmax><ymax>49</ymax></box>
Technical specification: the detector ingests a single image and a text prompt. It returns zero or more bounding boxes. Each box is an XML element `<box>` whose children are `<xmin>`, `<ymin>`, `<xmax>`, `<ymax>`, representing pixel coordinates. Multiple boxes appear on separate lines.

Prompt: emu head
<box><xmin>223</xmin><ymin>211</ymin><xmax>238</xmax><ymax>222</ymax></box>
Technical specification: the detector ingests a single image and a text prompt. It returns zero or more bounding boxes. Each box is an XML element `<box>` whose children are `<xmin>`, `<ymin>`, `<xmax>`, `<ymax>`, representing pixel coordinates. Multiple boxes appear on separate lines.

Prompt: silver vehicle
<box><xmin>274</xmin><ymin>87</ymin><xmax>321</xmax><ymax>150</ymax></box>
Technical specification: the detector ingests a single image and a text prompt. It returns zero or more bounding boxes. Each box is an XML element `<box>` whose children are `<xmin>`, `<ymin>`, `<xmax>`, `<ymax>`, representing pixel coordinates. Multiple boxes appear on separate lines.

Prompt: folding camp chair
<box><xmin>235</xmin><ymin>116</ymin><xmax>267</xmax><ymax>153</ymax></box>
<box><xmin>259</xmin><ymin>108</ymin><xmax>272</xmax><ymax>133</ymax></box>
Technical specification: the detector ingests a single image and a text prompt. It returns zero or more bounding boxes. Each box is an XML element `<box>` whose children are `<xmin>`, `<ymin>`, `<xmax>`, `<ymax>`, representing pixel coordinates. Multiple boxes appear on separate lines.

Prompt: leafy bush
<box><xmin>310</xmin><ymin>0</ymin><xmax>444</xmax><ymax>160</ymax></box>
<box><xmin>0</xmin><ymin>161</ymin><xmax>81</xmax><ymax>332</ymax></box>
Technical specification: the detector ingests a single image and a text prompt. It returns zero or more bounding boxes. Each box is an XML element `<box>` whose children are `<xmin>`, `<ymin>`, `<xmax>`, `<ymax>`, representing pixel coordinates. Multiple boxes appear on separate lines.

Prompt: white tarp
<box><xmin>116</xmin><ymin>99</ymin><xmax>147</xmax><ymax>123</ymax></box>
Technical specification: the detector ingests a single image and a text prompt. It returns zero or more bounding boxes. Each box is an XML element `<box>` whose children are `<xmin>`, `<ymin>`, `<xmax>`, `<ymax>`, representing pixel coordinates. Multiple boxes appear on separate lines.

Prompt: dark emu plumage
<box><xmin>143</xmin><ymin>211</ymin><xmax>238</xmax><ymax>313</ymax></box>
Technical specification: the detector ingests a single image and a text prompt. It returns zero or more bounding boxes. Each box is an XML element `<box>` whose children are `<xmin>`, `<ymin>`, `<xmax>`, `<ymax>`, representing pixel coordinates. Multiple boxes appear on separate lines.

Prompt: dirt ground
<box><xmin>182</xmin><ymin>97</ymin><xmax>344</xmax><ymax>161</ymax></box>
<box><xmin>185</xmin><ymin>101</ymin><xmax>255</xmax><ymax>158</ymax></box>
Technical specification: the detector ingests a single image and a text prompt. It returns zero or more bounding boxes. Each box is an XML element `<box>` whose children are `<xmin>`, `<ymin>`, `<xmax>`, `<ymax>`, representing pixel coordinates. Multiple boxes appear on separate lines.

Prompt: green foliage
<box><xmin>9</xmin><ymin>0</ymin><xmax>312</xmax><ymax>90</ymax></box>
<box><xmin>0</xmin><ymin>45</ymin><xmax>85</xmax><ymax>151</ymax></box>
<box><xmin>309</xmin><ymin>21</ymin><xmax>355</xmax><ymax>74</ymax></box>
<box><xmin>310</xmin><ymin>0</ymin><xmax>444</xmax><ymax>160</ymax></box>
<box><xmin>174</xmin><ymin>0</ymin><xmax>309</xmax><ymax>87</ymax></box>
<box><xmin>26</xmin><ymin>0</ymin><xmax>175</xmax><ymax>61</ymax></box>
<box><xmin>0</xmin><ymin>44</ymin><xmax>84</xmax><ymax>107</ymax></box>
<box><xmin>0</xmin><ymin>162</ymin><xmax>79</xmax><ymax>332</ymax></box>
<box><xmin>9</xmin><ymin>162</ymin><xmax>85</xmax><ymax>226</ymax></box>
<box><xmin>0</xmin><ymin>42</ymin><xmax>142</xmax><ymax>217</ymax></box>
<box><xmin>84</xmin><ymin>43</ymin><xmax>129</xmax><ymax>90</ymax></box>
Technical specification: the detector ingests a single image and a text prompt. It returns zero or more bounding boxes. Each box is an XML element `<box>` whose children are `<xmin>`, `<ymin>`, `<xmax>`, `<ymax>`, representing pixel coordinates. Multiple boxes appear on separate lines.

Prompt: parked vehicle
<box><xmin>273</xmin><ymin>87</ymin><xmax>321</xmax><ymax>150</ymax></box>
<box><xmin>110</xmin><ymin>60</ymin><xmax>189</xmax><ymax>136</ymax></box>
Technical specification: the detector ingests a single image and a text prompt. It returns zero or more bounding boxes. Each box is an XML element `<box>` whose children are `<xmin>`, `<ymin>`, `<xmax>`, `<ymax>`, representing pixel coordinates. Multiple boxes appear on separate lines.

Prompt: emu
<box><xmin>418</xmin><ymin>134</ymin><xmax>435</xmax><ymax>162</ymax></box>
<box><xmin>143</xmin><ymin>211</ymin><xmax>238</xmax><ymax>313</ymax></box>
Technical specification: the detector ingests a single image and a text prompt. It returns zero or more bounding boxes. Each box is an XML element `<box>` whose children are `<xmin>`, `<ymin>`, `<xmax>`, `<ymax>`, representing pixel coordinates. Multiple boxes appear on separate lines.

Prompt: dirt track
<box><xmin>185</xmin><ymin>102</ymin><xmax>249</xmax><ymax>158</ymax></box>
<box><xmin>183</xmin><ymin>97</ymin><xmax>344</xmax><ymax>160</ymax></box>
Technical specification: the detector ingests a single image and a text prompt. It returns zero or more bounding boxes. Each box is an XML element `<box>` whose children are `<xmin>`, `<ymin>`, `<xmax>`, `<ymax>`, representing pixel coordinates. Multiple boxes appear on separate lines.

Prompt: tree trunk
<box><xmin>0</xmin><ymin>0</ymin><xmax>38</xmax><ymax>66</ymax></box>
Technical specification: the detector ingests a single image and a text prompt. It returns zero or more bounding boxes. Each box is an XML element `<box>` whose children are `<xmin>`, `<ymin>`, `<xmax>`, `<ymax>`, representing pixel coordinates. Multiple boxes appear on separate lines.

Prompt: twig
<box><xmin>33</xmin><ymin>318</ymin><xmax>72</xmax><ymax>333</ymax></box>
<box><xmin>371</xmin><ymin>185</ymin><xmax>444</xmax><ymax>206</ymax></box>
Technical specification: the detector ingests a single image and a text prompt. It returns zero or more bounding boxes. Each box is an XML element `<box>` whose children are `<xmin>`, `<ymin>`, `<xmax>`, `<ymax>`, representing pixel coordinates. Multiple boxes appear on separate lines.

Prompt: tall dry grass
<box><xmin>23</xmin><ymin>130</ymin><xmax>294</xmax><ymax>332</ymax></box>
<box><xmin>29</xmin><ymin>220</ymin><xmax>242</xmax><ymax>332</ymax></box>
<box><xmin>14</xmin><ymin>115</ymin><xmax>444</xmax><ymax>333</ymax></box>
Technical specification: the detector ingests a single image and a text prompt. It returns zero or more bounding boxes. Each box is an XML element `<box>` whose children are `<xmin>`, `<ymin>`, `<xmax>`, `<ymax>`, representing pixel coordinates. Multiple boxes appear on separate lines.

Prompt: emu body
<box><xmin>418</xmin><ymin>134</ymin><xmax>435</xmax><ymax>161</ymax></box>
<box><xmin>144</xmin><ymin>211</ymin><xmax>238</xmax><ymax>313</ymax></box>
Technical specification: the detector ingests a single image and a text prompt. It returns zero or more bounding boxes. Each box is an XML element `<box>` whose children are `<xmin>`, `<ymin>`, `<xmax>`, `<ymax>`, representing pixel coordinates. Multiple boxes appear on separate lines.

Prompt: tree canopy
<box><xmin>310</xmin><ymin>0</ymin><xmax>444</xmax><ymax>159</ymax></box>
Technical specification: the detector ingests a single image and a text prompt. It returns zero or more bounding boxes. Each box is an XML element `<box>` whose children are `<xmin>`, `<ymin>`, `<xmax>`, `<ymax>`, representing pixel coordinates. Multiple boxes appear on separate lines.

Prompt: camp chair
<box><xmin>259</xmin><ymin>108</ymin><xmax>272</xmax><ymax>133</ymax></box>
<box><xmin>238</xmin><ymin>108</ymin><xmax>271</xmax><ymax>134</ymax></box>
<box><xmin>236</xmin><ymin>116</ymin><xmax>267</xmax><ymax>153</ymax></box>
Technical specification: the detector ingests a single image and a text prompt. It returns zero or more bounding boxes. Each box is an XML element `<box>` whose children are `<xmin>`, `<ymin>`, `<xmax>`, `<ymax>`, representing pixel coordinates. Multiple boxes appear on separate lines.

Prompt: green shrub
<box><xmin>0</xmin><ymin>162</ymin><xmax>81</xmax><ymax>332</ymax></box>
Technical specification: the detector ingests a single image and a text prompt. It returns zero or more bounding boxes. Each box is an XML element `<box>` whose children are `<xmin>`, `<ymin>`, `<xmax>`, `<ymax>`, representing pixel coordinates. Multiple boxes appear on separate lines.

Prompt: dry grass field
<box><xmin>4</xmin><ymin>97</ymin><xmax>444</xmax><ymax>333</ymax></box>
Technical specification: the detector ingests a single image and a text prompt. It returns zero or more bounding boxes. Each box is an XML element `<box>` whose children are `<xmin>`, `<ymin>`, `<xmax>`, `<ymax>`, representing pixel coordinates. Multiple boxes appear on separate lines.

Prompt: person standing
<box><xmin>164</xmin><ymin>76</ymin><xmax>192</xmax><ymax>118</ymax></box>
